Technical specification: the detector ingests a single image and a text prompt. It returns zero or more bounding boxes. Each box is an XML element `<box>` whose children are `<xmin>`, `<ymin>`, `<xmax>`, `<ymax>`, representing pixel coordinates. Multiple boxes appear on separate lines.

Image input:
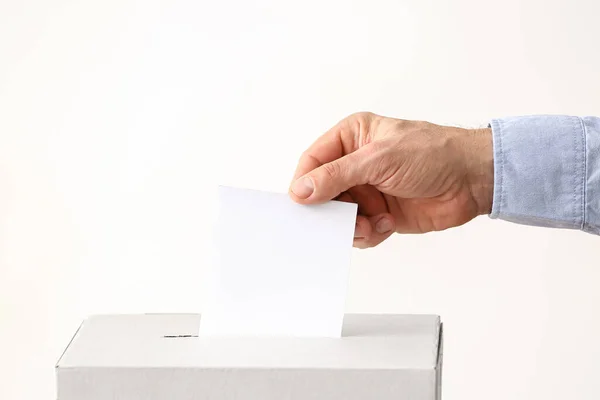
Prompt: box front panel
<box><xmin>57</xmin><ymin>367</ymin><xmax>437</xmax><ymax>400</ymax></box>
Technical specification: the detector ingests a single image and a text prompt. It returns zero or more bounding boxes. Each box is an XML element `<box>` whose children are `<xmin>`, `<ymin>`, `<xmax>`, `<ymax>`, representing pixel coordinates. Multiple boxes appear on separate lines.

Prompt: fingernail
<box><xmin>291</xmin><ymin>177</ymin><xmax>314</xmax><ymax>199</ymax></box>
<box><xmin>375</xmin><ymin>218</ymin><xmax>393</xmax><ymax>234</ymax></box>
<box><xmin>354</xmin><ymin>223</ymin><xmax>363</xmax><ymax>239</ymax></box>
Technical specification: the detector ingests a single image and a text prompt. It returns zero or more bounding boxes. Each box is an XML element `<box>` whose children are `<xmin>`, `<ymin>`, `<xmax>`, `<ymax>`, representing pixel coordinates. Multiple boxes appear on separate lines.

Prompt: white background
<box><xmin>1</xmin><ymin>0</ymin><xmax>599</xmax><ymax>399</ymax></box>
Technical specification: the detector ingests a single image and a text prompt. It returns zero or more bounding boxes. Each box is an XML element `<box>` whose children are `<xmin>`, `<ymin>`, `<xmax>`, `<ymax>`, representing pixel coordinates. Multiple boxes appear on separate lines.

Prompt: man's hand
<box><xmin>289</xmin><ymin>112</ymin><xmax>494</xmax><ymax>248</ymax></box>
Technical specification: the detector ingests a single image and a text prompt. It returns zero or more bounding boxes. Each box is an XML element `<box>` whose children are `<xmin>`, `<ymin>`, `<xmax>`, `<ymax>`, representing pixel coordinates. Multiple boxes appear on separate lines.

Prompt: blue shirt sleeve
<box><xmin>489</xmin><ymin>115</ymin><xmax>600</xmax><ymax>234</ymax></box>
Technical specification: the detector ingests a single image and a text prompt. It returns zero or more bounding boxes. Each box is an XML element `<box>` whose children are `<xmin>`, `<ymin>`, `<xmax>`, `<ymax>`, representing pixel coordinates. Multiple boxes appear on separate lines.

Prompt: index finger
<box><xmin>291</xmin><ymin>116</ymin><xmax>360</xmax><ymax>181</ymax></box>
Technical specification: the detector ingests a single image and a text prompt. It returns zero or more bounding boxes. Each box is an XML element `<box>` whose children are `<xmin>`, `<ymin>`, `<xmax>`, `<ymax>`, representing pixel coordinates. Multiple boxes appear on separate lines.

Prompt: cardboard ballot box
<box><xmin>56</xmin><ymin>314</ymin><xmax>443</xmax><ymax>400</ymax></box>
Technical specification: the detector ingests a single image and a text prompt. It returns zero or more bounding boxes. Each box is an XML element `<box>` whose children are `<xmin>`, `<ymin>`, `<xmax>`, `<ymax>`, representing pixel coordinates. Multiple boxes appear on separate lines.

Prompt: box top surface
<box><xmin>57</xmin><ymin>314</ymin><xmax>441</xmax><ymax>370</ymax></box>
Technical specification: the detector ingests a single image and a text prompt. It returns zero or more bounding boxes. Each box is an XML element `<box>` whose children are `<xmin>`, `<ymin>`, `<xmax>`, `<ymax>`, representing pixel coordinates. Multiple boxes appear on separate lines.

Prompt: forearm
<box><xmin>488</xmin><ymin>115</ymin><xmax>600</xmax><ymax>234</ymax></box>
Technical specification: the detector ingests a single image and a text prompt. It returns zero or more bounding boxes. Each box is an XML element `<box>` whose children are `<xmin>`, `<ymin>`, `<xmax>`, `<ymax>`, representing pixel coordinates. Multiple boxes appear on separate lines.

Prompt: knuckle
<box><xmin>299</xmin><ymin>151</ymin><xmax>319</xmax><ymax>165</ymax></box>
<box><xmin>349</xmin><ymin>111</ymin><xmax>374</xmax><ymax>122</ymax></box>
<box><xmin>322</xmin><ymin>161</ymin><xmax>342</xmax><ymax>180</ymax></box>
<box><xmin>337</xmin><ymin>113</ymin><xmax>373</xmax><ymax>148</ymax></box>
<box><xmin>348</xmin><ymin>112</ymin><xmax>378</xmax><ymax>147</ymax></box>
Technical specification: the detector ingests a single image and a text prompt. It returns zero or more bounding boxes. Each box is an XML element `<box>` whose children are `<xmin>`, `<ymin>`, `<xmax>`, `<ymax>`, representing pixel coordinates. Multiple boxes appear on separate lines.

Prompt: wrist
<box><xmin>464</xmin><ymin>128</ymin><xmax>494</xmax><ymax>215</ymax></box>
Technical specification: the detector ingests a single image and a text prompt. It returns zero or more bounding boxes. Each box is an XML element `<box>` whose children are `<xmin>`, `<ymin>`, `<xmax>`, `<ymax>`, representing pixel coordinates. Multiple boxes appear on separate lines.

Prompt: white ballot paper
<box><xmin>200</xmin><ymin>186</ymin><xmax>357</xmax><ymax>337</ymax></box>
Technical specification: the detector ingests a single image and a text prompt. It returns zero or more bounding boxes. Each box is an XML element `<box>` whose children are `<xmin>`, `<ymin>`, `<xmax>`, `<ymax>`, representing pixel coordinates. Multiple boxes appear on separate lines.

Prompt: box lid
<box><xmin>57</xmin><ymin>314</ymin><xmax>442</xmax><ymax>370</ymax></box>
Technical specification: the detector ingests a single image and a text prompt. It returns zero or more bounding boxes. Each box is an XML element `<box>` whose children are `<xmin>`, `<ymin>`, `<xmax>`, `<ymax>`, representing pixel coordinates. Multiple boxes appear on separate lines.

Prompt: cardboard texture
<box><xmin>56</xmin><ymin>314</ymin><xmax>443</xmax><ymax>400</ymax></box>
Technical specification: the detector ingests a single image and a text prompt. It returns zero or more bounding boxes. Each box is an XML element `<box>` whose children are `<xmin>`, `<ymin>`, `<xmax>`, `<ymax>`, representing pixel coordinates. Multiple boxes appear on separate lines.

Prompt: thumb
<box><xmin>289</xmin><ymin>151</ymin><xmax>367</xmax><ymax>204</ymax></box>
